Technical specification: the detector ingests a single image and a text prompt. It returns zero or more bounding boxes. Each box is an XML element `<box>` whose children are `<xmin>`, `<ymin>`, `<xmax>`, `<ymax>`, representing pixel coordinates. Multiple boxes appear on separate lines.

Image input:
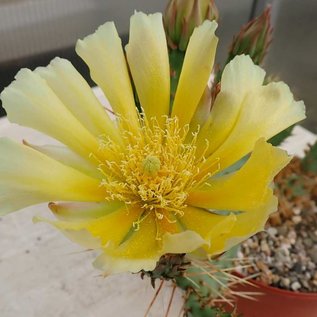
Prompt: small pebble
<box><xmin>303</xmin><ymin>238</ymin><xmax>313</xmax><ymax>248</ymax></box>
<box><xmin>260</xmin><ymin>241</ymin><xmax>270</xmax><ymax>254</ymax></box>
<box><xmin>293</xmin><ymin>208</ymin><xmax>301</xmax><ymax>215</ymax></box>
<box><xmin>281</xmin><ymin>278</ymin><xmax>290</xmax><ymax>288</ymax></box>
<box><xmin>305</xmin><ymin>272</ymin><xmax>312</xmax><ymax>279</ymax></box>
<box><xmin>292</xmin><ymin>262</ymin><xmax>302</xmax><ymax>274</ymax></box>
<box><xmin>292</xmin><ymin>215</ymin><xmax>302</xmax><ymax>224</ymax></box>
<box><xmin>267</xmin><ymin>227</ymin><xmax>278</xmax><ymax>237</ymax></box>
<box><xmin>277</xmin><ymin>225</ymin><xmax>287</xmax><ymax>236</ymax></box>
<box><xmin>309</xmin><ymin>247</ymin><xmax>317</xmax><ymax>263</ymax></box>
<box><xmin>291</xmin><ymin>281</ymin><xmax>301</xmax><ymax>291</ymax></box>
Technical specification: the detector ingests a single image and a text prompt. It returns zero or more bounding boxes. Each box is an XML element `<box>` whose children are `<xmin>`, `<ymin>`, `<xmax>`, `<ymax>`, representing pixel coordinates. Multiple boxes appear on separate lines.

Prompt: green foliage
<box><xmin>169</xmin><ymin>49</ymin><xmax>185</xmax><ymax>108</ymax></box>
<box><xmin>284</xmin><ymin>174</ymin><xmax>307</xmax><ymax>198</ymax></box>
<box><xmin>302</xmin><ymin>141</ymin><xmax>317</xmax><ymax>174</ymax></box>
<box><xmin>269</xmin><ymin>125</ymin><xmax>294</xmax><ymax>146</ymax></box>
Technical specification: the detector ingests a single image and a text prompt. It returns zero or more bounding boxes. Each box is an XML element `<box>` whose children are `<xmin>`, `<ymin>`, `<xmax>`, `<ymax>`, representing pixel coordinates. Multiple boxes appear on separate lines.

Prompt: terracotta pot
<box><xmin>231</xmin><ymin>273</ymin><xmax>317</xmax><ymax>317</ymax></box>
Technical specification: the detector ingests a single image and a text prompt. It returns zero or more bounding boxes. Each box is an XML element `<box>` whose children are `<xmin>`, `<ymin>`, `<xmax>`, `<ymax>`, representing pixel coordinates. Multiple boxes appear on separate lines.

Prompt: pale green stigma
<box><xmin>142</xmin><ymin>155</ymin><xmax>161</xmax><ymax>176</ymax></box>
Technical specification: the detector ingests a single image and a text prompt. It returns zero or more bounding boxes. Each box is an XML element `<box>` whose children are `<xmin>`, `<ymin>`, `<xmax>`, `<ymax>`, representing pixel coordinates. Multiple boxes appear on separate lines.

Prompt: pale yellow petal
<box><xmin>42</xmin><ymin>201</ymin><xmax>123</xmax><ymax>249</ymax></box>
<box><xmin>0</xmin><ymin>138</ymin><xmax>104</xmax><ymax>215</ymax></box>
<box><xmin>188</xmin><ymin>85</ymin><xmax>212</xmax><ymax>135</ymax></box>
<box><xmin>92</xmin><ymin>209</ymin><xmax>233</xmax><ymax>273</ymax></box>
<box><xmin>187</xmin><ymin>139</ymin><xmax>290</xmax><ymax>211</ymax></box>
<box><xmin>35</xmin><ymin>58</ymin><xmax>119</xmax><ymax>142</ymax></box>
<box><xmin>93</xmin><ymin>216</ymin><xmax>205</xmax><ymax>274</ymax></box>
<box><xmin>207</xmin><ymin>192</ymin><xmax>277</xmax><ymax>255</ymax></box>
<box><xmin>42</xmin><ymin>207</ymin><xmax>139</xmax><ymax>244</ymax></box>
<box><xmin>76</xmin><ymin>22</ymin><xmax>139</xmax><ymax>130</ymax></box>
<box><xmin>94</xmin><ymin>213</ymin><xmax>160</xmax><ymax>273</ymax></box>
<box><xmin>162</xmin><ymin>230</ymin><xmax>207</xmax><ymax>254</ymax></box>
<box><xmin>1</xmin><ymin>69</ymin><xmax>104</xmax><ymax>160</ymax></box>
<box><xmin>126</xmin><ymin>12</ymin><xmax>170</xmax><ymax>123</ymax></box>
<box><xmin>86</xmin><ymin>208</ymin><xmax>141</xmax><ymax>246</ymax></box>
<box><xmin>93</xmin><ymin>251</ymin><xmax>158</xmax><ymax>274</ymax></box>
<box><xmin>197</xmin><ymin>55</ymin><xmax>266</xmax><ymax>155</ymax></box>
<box><xmin>179</xmin><ymin>206</ymin><xmax>236</xmax><ymax>250</ymax></box>
<box><xmin>202</xmin><ymin>81</ymin><xmax>305</xmax><ymax>173</ymax></box>
<box><xmin>188</xmin><ymin>140</ymin><xmax>290</xmax><ymax>255</ymax></box>
<box><xmin>180</xmin><ymin>206</ymin><xmax>237</xmax><ymax>255</ymax></box>
<box><xmin>94</xmin><ymin>217</ymin><xmax>207</xmax><ymax>274</ymax></box>
<box><xmin>62</xmin><ymin>230</ymin><xmax>101</xmax><ymax>249</ymax></box>
<box><xmin>109</xmin><ymin>213</ymin><xmax>158</xmax><ymax>257</ymax></box>
<box><xmin>188</xmin><ymin>139</ymin><xmax>290</xmax><ymax>212</ymax></box>
<box><xmin>48</xmin><ymin>201</ymin><xmax>123</xmax><ymax>221</ymax></box>
<box><xmin>172</xmin><ymin>20</ymin><xmax>218</xmax><ymax>127</ymax></box>
<box><xmin>23</xmin><ymin>141</ymin><xmax>100</xmax><ymax>178</ymax></box>
<box><xmin>89</xmin><ymin>217</ymin><xmax>160</xmax><ymax>274</ymax></box>
<box><xmin>37</xmin><ymin>205</ymin><xmax>138</xmax><ymax>250</ymax></box>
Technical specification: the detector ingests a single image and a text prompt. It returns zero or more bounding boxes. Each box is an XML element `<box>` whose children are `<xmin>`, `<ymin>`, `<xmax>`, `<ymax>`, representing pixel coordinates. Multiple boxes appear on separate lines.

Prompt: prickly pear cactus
<box><xmin>140</xmin><ymin>253</ymin><xmax>190</xmax><ymax>288</ymax></box>
<box><xmin>141</xmin><ymin>251</ymin><xmax>239</xmax><ymax>316</ymax></box>
<box><xmin>176</xmin><ymin>247</ymin><xmax>240</xmax><ymax>317</ymax></box>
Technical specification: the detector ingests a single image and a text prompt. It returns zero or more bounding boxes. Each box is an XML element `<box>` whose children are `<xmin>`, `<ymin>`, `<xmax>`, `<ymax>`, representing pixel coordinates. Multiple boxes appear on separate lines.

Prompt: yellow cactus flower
<box><xmin>0</xmin><ymin>12</ymin><xmax>305</xmax><ymax>274</ymax></box>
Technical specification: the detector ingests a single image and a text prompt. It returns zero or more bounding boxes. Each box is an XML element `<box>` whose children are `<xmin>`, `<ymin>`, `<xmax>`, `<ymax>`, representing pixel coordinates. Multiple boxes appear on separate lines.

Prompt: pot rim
<box><xmin>234</xmin><ymin>272</ymin><xmax>317</xmax><ymax>299</ymax></box>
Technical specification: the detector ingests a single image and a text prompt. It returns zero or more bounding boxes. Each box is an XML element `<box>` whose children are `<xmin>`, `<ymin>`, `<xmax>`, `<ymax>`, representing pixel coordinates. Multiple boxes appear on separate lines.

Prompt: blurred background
<box><xmin>0</xmin><ymin>0</ymin><xmax>316</xmax><ymax>132</ymax></box>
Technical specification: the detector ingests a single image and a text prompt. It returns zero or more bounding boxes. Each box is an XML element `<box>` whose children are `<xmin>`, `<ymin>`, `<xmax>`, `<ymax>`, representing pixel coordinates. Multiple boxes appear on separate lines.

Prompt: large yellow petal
<box><xmin>188</xmin><ymin>85</ymin><xmax>212</xmax><ymax>136</ymax></box>
<box><xmin>1</xmin><ymin>69</ymin><xmax>104</xmax><ymax>161</ymax></box>
<box><xmin>23</xmin><ymin>141</ymin><xmax>100</xmax><ymax>179</ymax></box>
<box><xmin>35</xmin><ymin>58</ymin><xmax>119</xmax><ymax>142</ymax></box>
<box><xmin>37</xmin><ymin>201</ymin><xmax>125</xmax><ymax>249</ymax></box>
<box><xmin>42</xmin><ymin>205</ymin><xmax>136</xmax><ymax>238</ymax></box>
<box><xmin>76</xmin><ymin>22</ymin><xmax>139</xmax><ymax>131</ymax></box>
<box><xmin>197</xmin><ymin>55</ymin><xmax>265</xmax><ymax>156</ymax></box>
<box><xmin>48</xmin><ymin>201</ymin><xmax>124</xmax><ymax>221</ymax></box>
<box><xmin>171</xmin><ymin>20</ymin><xmax>218</xmax><ymax>127</ymax></box>
<box><xmin>206</xmin><ymin>191</ymin><xmax>277</xmax><ymax>255</ymax></box>
<box><xmin>94</xmin><ymin>213</ymin><xmax>159</xmax><ymax>273</ymax></box>
<box><xmin>94</xmin><ymin>215</ymin><xmax>207</xmax><ymax>274</ymax></box>
<box><xmin>188</xmin><ymin>140</ymin><xmax>291</xmax><ymax>255</ymax></box>
<box><xmin>0</xmin><ymin>139</ymin><xmax>105</xmax><ymax>215</ymax></box>
<box><xmin>93</xmin><ymin>249</ymin><xmax>158</xmax><ymax>274</ymax></box>
<box><xmin>162</xmin><ymin>230</ymin><xmax>207</xmax><ymax>254</ymax></box>
<box><xmin>126</xmin><ymin>12</ymin><xmax>170</xmax><ymax>124</ymax></box>
<box><xmin>86</xmin><ymin>207</ymin><xmax>141</xmax><ymax>246</ymax></box>
<box><xmin>202</xmin><ymin>81</ymin><xmax>305</xmax><ymax>173</ymax></box>
<box><xmin>188</xmin><ymin>139</ymin><xmax>290</xmax><ymax>212</ymax></box>
<box><xmin>93</xmin><ymin>233</ymin><xmax>207</xmax><ymax>274</ymax></box>
<box><xmin>179</xmin><ymin>206</ymin><xmax>236</xmax><ymax>254</ymax></box>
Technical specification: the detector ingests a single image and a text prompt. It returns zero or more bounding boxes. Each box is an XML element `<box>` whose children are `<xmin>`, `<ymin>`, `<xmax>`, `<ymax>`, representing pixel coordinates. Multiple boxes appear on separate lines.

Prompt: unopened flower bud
<box><xmin>164</xmin><ymin>0</ymin><xmax>218</xmax><ymax>51</ymax></box>
<box><xmin>228</xmin><ymin>6</ymin><xmax>273</xmax><ymax>65</ymax></box>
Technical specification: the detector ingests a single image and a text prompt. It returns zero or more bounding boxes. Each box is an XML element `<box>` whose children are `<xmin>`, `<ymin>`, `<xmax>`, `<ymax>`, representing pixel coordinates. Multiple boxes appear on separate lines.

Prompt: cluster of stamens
<box><xmin>97</xmin><ymin>116</ymin><xmax>215</xmax><ymax>234</ymax></box>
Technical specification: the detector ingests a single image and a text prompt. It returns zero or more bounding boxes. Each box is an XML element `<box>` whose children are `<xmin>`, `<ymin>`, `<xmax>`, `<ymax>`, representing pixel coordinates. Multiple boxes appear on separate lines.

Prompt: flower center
<box><xmin>142</xmin><ymin>155</ymin><xmax>161</xmax><ymax>176</ymax></box>
<box><xmin>98</xmin><ymin>116</ymin><xmax>212</xmax><ymax>226</ymax></box>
